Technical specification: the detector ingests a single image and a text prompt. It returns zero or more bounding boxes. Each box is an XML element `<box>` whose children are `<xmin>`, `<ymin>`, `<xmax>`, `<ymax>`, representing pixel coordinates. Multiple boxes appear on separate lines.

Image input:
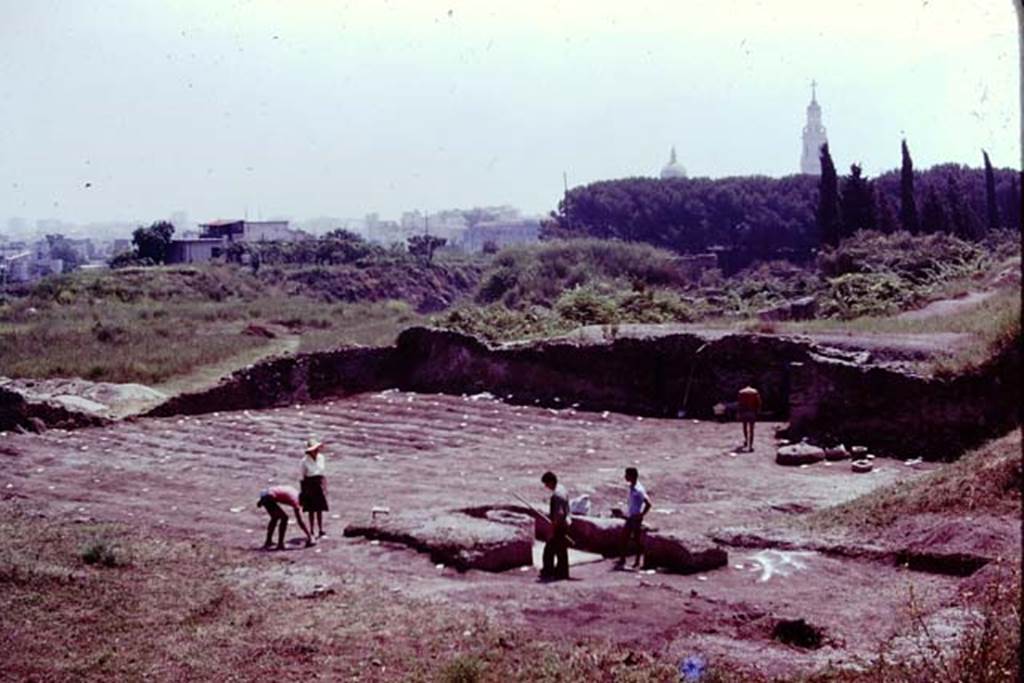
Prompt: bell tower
<box><xmin>800</xmin><ymin>80</ymin><xmax>828</xmax><ymax>175</ymax></box>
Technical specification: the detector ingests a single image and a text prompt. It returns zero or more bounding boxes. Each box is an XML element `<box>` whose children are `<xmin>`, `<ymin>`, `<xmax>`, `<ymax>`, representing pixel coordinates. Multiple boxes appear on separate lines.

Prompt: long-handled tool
<box><xmin>511</xmin><ymin>491</ymin><xmax>576</xmax><ymax>547</ymax></box>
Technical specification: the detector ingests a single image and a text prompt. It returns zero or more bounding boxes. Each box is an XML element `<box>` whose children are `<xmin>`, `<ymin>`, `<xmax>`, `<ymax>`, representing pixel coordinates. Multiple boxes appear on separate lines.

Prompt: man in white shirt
<box><xmin>617</xmin><ymin>467</ymin><xmax>652</xmax><ymax>569</ymax></box>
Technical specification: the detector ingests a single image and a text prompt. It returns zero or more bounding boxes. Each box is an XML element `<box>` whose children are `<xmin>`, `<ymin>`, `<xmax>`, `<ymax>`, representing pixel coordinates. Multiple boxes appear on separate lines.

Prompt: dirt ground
<box><xmin>0</xmin><ymin>389</ymin><xmax>983</xmax><ymax>678</ymax></box>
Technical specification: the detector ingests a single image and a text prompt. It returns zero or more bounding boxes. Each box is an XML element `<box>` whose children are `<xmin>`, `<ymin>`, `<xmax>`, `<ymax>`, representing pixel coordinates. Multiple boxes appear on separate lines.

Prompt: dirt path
<box><xmin>152</xmin><ymin>332</ymin><xmax>300</xmax><ymax>399</ymax></box>
<box><xmin>0</xmin><ymin>390</ymin><xmax>974</xmax><ymax>678</ymax></box>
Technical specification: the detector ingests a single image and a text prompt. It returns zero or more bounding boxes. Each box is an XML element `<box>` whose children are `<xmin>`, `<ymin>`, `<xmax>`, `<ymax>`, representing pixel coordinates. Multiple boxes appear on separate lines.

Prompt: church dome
<box><xmin>660</xmin><ymin>146</ymin><xmax>687</xmax><ymax>179</ymax></box>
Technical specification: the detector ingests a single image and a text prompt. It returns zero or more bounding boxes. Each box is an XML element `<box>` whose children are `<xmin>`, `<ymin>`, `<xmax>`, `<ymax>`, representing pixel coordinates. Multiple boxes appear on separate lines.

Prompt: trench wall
<box><xmin>139</xmin><ymin>326</ymin><xmax>1019</xmax><ymax>460</ymax></box>
<box><xmin>784</xmin><ymin>345</ymin><xmax>1020</xmax><ymax>460</ymax></box>
<box><xmin>394</xmin><ymin>327</ymin><xmax>811</xmax><ymax>419</ymax></box>
<box><xmin>146</xmin><ymin>346</ymin><xmax>401</xmax><ymax>417</ymax></box>
<box><xmin>0</xmin><ymin>386</ymin><xmax>109</xmax><ymax>432</ymax></box>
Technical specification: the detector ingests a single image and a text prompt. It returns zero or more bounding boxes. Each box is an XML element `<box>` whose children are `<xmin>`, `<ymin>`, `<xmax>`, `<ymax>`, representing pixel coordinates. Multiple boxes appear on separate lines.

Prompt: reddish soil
<box><xmin>0</xmin><ymin>391</ymin><xmax>972</xmax><ymax>678</ymax></box>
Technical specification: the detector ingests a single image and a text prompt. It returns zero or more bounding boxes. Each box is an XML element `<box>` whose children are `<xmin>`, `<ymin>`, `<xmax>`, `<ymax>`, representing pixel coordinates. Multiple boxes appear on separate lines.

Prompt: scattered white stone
<box><xmin>370</xmin><ymin>540</ymin><xmax>380</xmax><ymax>545</ymax></box>
<box><xmin>696</xmin><ymin>575</ymin><xmax>708</xmax><ymax>581</ymax></box>
<box><xmin>229</xmin><ymin>506</ymin><xmax>245</xmax><ymax>513</ymax></box>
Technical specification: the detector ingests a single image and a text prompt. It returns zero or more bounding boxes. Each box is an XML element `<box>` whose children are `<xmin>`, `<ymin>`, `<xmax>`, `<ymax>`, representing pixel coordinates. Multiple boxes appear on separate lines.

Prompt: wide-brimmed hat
<box><xmin>305</xmin><ymin>437</ymin><xmax>323</xmax><ymax>454</ymax></box>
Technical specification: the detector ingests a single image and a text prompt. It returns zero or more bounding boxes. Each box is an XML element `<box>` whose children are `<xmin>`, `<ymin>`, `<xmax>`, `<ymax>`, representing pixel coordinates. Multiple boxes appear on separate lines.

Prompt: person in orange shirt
<box><xmin>737</xmin><ymin>384</ymin><xmax>762</xmax><ymax>452</ymax></box>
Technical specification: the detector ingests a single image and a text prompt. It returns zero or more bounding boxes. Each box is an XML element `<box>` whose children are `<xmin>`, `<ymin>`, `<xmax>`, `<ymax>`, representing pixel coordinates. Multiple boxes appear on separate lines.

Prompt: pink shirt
<box><xmin>264</xmin><ymin>485</ymin><xmax>301</xmax><ymax>509</ymax></box>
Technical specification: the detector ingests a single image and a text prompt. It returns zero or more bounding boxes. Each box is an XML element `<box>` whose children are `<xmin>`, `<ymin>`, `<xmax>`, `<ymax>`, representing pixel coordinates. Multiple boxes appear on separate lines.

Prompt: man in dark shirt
<box><xmin>540</xmin><ymin>471</ymin><xmax>570</xmax><ymax>580</ymax></box>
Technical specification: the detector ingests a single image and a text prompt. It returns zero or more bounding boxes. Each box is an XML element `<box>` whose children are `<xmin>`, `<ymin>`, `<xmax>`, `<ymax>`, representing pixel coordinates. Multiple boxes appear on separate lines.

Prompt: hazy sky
<box><xmin>0</xmin><ymin>0</ymin><xmax>1019</xmax><ymax>227</ymax></box>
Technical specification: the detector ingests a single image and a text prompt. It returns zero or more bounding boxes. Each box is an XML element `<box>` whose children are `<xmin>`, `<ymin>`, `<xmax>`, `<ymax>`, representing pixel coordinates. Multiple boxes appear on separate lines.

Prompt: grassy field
<box><xmin>0</xmin><ymin>267</ymin><xmax>424</xmax><ymax>385</ymax></box>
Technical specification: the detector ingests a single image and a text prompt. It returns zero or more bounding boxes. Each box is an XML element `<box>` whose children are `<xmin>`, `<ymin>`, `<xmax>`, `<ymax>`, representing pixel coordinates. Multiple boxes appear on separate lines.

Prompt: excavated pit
<box><xmin>130</xmin><ymin>326</ymin><xmax>1019</xmax><ymax>461</ymax></box>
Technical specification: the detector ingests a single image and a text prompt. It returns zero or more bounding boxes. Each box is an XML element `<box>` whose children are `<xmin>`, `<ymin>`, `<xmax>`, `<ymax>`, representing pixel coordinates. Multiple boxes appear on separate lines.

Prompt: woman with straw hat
<box><xmin>299</xmin><ymin>436</ymin><xmax>329</xmax><ymax>538</ymax></box>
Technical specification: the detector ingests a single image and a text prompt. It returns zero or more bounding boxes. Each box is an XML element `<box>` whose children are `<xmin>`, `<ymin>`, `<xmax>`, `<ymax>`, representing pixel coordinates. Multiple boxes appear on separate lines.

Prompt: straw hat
<box><xmin>305</xmin><ymin>437</ymin><xmax>323</xmax><ymax>454</ymax></box>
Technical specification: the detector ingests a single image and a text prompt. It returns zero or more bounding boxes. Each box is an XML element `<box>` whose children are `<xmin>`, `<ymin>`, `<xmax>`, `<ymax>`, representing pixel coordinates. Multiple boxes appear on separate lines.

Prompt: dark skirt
<box><xmin>299</xmin><ymin>475</ymin><xmax>329</xmax><ymax>512</ymax></box>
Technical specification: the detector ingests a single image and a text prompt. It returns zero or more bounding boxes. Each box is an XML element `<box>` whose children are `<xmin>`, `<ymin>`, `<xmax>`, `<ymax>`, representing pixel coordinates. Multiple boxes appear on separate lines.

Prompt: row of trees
<box><xmin>545</xmin><ymin>149</ymin><xmax>1020</xmax><ymax>263</ymax></box>
<box><xmin>111</xmin><ymin>223</ymin><xmax>449</xmax><ymax>269</ymax></box>
<box><xmin>817</xmin><ymin>142</ymin><xmax>1019</xmax><ymax>246</ymax></box>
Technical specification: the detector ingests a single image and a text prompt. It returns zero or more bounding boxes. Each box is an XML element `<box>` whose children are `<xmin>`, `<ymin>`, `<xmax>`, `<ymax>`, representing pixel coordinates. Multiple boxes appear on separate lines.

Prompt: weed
<box><xmin>440</xmin><ymin>654</ymin><xmax>485</xmax><ymax>683</ymax></box>
<box><xmin>80</xmin><ymin>539</ymin><xmax>127</xmax><ymax>568</ymax></box>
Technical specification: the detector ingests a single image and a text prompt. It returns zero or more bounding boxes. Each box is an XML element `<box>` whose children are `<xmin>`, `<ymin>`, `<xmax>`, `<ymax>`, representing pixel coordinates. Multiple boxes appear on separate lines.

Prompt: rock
<box><xmin>823</xmin><ymin>445</ymin><xmax>849</xmax><ymax>461</ymax></box>
<box><xmin>562</xmin><ymin>516</ymin><xmax>628</xmax><ymax>557</ymax></box>
<box><xmin>850</xmin><ymin>459</ymin><xmax>873</xmax><ymax>473</ymax></box>
<box><xmin>243</xmin><ymin>324</ymin><xmax>277</xmax><ymax>339</ymax></box>
<box><xmin>643</xmin><ymin>532</ymin><xmax>728</xmax><ymax>574</ymax></box>
<box><xmin>757</xmin><ymin>296</ymin><xmax>818</xmax><ymax>323</ymax></box>
<box><xmin>776</xmin><ymin>443</ymin><xmax>825</xmax><ymax>466</ymax></box>
<box><xmin>772</xmin><ymin>618</ymin><xmax>825</xmax><ymax>649</ymax></box>
<box><xmin>343</xmin><ymin>509</ymin><xmax>533</xmax><ymax>572</ymax></box>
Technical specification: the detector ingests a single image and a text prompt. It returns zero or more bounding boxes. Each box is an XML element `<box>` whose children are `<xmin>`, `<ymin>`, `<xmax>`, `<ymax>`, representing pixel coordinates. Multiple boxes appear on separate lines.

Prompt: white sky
<box><xmin>0</xmin><ymin>0</ymin><xmax>1019</xmax><ymax>227</ymax></box>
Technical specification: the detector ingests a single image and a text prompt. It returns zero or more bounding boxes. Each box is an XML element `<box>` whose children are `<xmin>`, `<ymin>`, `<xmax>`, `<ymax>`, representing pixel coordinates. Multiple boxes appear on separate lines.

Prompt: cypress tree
<box><xmin>817</xmin><ymin>143</ymin><xmax>842</xmax><ymax>247</ymax></box>
<box><xmin>900</xmin><ymin>139</ymin><xmax>920</xmax><ymax>233</ymax></box>
<box><xmin>982</xmin><ymin>150</ymin><xmax>999</xmax><ymax>234</ymax></box>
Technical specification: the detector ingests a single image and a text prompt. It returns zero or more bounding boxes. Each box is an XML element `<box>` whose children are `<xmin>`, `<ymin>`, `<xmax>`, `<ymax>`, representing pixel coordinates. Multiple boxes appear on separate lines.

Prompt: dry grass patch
<box><xmin>807</xmin><ymin>430</ymin><xmax>1021</xmax><ymax>531</ymax></box>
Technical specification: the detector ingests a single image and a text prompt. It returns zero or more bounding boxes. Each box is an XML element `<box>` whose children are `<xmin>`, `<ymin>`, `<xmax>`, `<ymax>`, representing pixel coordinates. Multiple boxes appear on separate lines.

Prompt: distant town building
<box><xmin>197</xmin><ymin>219</ymin><xmax>303</xmax><ymax>243</ymax></box>
<box><xmin>660</xmin><ymin>146</ymin><xmax>687</xmax><ymax>179</ymax></box>
<box><xmin>164</xmin><ymin>219</ymin><xmax>306</xmax><ymax>264</ymax></box>
<box><xmin>800</xmin><ymin>81</ymin><xmax>828</xmax><ymax>175</ymax></box>
<box><xmin>111</xmin><ymin>238</ymin><xmax>133</xmax><ymax>256</ymax></box>
<box><xmin>0</xmin><ymin>250</ymin><xmax>32</xmax><ymax>284</ymax></box>
<box><xmin>459</xmin><ymin>218</ymin><xmax>541</xmax><ymax>252</ymax></box>
<box><xmin>165</xmin><ymin>239</ymin><xmax>223</xmax><ymax>264</ymax></box>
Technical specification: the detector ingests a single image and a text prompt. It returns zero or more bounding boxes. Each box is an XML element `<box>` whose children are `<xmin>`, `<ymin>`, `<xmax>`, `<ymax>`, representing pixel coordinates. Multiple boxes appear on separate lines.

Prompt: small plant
<box><xmin>440</xmin><ymin>654</ymin><xmax>485</xmax><ymax>683</ymax></box>
<box><xmin>80</xmin><ymin>539</ymin><xmax>127</xmax><ymax>568</ymax></box>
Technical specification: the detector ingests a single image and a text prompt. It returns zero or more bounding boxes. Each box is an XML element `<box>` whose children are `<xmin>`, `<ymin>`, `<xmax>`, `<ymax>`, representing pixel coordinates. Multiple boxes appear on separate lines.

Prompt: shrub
<box><xmin>440</xmin><ymin>654</ymin><xmax>485</xmax><ymax>683</ymax></box>
<box><xmin>554</xmin><ymin>285</ymin><xmax>619</xmax><ymax>325</ymax></box>
<box><xmin>81</xmin><ymin>540</ymin><xmax>127</xmax><ymax>568</ymax></box>
<box><xmin>818</xmin><ymin>272</ymin><xmax>912</xmax><ymax>319</ymax></box>
<box><xmin>618</xmin><ymin>288</ymin><xmax>695</xmax><ymax>323</ymax></box>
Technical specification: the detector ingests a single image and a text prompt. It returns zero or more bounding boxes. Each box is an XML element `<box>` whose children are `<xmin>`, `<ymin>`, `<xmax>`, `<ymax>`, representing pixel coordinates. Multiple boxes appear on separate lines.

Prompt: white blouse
<box><xmin>301</xmin><ymin>453</ymin><xmax>326</xmax><ymax>478</ymax></box>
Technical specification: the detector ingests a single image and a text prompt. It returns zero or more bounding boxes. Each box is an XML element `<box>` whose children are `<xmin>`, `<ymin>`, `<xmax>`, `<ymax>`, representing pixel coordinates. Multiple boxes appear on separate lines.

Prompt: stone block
<box><xmin>643</xmin><ymin>532</ymin><xmax>729</xmax><ymax>573</ymax></box>
<box><xmin>344</xmin><ymin>509</ymin><xmax>533</xmax><ymax>572</ymax></box>
<box><xmin>776</xmin><ymin>443</ymin><xmax>825</xmax><ymax>466</ymax></box>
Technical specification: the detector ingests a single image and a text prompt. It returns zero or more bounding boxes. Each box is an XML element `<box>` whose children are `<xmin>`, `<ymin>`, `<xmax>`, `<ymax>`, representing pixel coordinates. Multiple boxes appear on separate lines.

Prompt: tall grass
<box><xmin>0</xmin><ymin>266</ymin><xmax>430</xmax><ymax>384</ymax></box>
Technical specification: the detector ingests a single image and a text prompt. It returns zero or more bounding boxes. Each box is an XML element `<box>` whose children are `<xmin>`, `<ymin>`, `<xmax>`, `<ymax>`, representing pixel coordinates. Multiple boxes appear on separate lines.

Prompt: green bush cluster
<box><xmin>439</xmin><ymin>284</ymin><xmax>695</xmax><ymax>341</ymax></box>
<box><xmin>475</xmin><ymin>239</ymin><xmax>688</xmax><ymax>308</ymax></box>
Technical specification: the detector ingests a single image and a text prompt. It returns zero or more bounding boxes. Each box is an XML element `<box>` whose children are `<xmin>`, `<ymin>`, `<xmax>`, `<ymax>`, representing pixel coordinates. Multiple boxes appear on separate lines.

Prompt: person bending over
<box><xmin>257</xmin><ymin>485</ymin><xmax>314</xmax><ymax>550</ymax></box>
